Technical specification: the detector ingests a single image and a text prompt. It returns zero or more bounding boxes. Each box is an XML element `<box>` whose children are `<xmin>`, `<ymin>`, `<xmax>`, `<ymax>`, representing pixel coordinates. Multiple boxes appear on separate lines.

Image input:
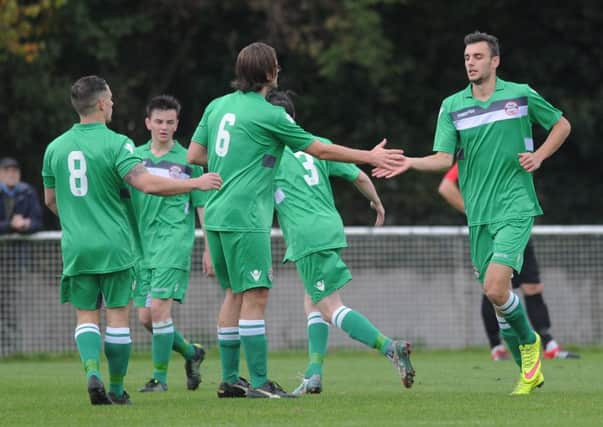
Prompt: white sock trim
<box><xmin>496</xmin><ymin>293</ymin><xmax>519</xmax><ymax>315</ymax></box>
<box><xmin>307</xmin><ymin>311</ymin><xmax>328</xmax><ymax>326</ymax></box>
<box><xmin>332</xmin><ymin>306</ymin><xmax>351</xmax><ymax>329</ymax></box>
<box><xmin>239</xmin><ymin>319</ymin><xmax>266</xmax><ymax>336</ymax></box>
<box><xmin>218</xmin><ymin>327</ymin><xmax>240</xmax><ymax>341</ymax></box>
<box><xmin>105</xmin><ymin>327</ymin><xmax>132</xmax><ymax>344</ymax></box>
<box><xmin>153</xmin><ymin>319</ymin><xmax>174</xmax><ymax>335</ymax></box>
<box><xmin>74</xmin><ymin>323</ymin><xmax>100</xmax><ymax>339</ymax></box>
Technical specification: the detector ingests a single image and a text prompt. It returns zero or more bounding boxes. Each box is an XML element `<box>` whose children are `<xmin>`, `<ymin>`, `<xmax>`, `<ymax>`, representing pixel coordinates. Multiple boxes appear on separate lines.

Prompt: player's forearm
<box><xmin>535</xmin><ymin>116</ymin><xmax>571</xmax><ymax>162</ymax></box>
<box><xmin>409</xmin><ymin>152</ymin><xmax>454</xmax><ymax>172</ymax></box>
<box><xmin>438</xmin><ymin>179</ymin><xmax>465</xmax><ymax>213</ymax></box>
<box><xmin>305</xmin><ymin>141</ymin><xmax>369</xmax><ymax>164</ymax></box>
<box><xmin>353</xmin><ymin>172</ymin><xmax>382</xmax><ymax>207</ymax></box>
<box><xmin>138</xmin><ymin>175</ymin><xmax>196</xmax><ymax>196</ymax></box>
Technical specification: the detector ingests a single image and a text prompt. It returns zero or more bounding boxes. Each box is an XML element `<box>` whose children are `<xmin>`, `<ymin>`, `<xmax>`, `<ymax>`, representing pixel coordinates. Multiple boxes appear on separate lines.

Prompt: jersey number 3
<box><xmin>215</xmin><ymin>113</ymin><xmax>236</xmax><ymax>157</ymax></box>
<box><xmin>294</xmin><ymin>152</ymin><xmax>319</xmax><ymax>186</ymax></box>
<box><xmin>68</xmin><ymin>151</ymin><xmax>88</xmax><ymax>197</ymax></box>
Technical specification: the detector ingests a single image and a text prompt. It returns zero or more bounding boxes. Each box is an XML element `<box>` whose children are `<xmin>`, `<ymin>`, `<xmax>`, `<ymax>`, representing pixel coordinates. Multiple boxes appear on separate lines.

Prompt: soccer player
<box><xmin>267</xmin><ymin>90</ymin><xmax>415</xmax><ymax>395</ymax></box>
<box><xmin>129</xmin><ymin>95</ymin><xmax>209</xmax><ymax>393</ymax></box>
<box><xmin>373</xmin><ymin>31</ymin><xmax>571</xmax><ymax>395</ymax></box>
<box><xmin>42</xmin><ymin>75</ymin><xmax>222</xmax><ymax>405</ymax></box>
<box><xmin>439</xmin><ymin>163</ymin><xmax>579</xmax><ymax>360</ymax></box>
<box><xmin>187</xmin><ymin>42</ymin><xmax>405</xmax><ymax>398</ymax></box>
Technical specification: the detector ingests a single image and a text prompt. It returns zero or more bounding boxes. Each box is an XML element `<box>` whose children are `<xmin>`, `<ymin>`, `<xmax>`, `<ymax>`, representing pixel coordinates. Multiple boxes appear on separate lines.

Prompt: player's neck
<box><xmin>79</xmin><ymin>112</ymin><xmax>106</xmax><ymax>124</ymax></box>
<box><xmin>471</xmin><ymin>75</ymin><xmax>496</xmax><ymax>101</ymax></box>
<box><xmin>151</xmin><ymin>139</ymin><xmax>174</xmax><ymax>156</ymax></box>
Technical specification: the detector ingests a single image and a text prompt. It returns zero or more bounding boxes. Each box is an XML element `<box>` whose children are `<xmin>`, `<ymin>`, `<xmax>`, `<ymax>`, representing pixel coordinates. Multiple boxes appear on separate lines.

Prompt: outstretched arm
<box><xmin>352</xmin><ymin>171</ymin><xmax>385</xmax><ymax>226</ymax></box>
<box><xmin>125</xmin><ymin>164</ymin><xmax>221</xmax><ymax>195</ymax></box>
<box><xmin>304</xmin><ymin>138</ymin><xmax>404</xmax><ymax>171</ymax></box>
<box><xmin>519</xmin><ymin>116</ymin><xmax>571</xmax><ymax>172</ymax></box>
<box><xmin>372</xmin><ymin>151</ymin><xmax>454</xmax><ymax>179</ymax></box>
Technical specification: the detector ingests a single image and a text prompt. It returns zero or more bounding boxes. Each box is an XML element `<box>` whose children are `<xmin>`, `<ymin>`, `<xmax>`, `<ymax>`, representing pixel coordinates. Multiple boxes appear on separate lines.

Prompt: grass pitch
<box><xmin>1</xmin><ymin>348</ymin><xmax>601</xmax><ymax>426</ymax></box>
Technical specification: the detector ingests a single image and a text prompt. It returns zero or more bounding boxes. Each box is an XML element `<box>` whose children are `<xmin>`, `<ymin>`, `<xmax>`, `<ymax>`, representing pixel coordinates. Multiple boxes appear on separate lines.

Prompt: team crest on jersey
<box><xmin>504</xmin><ymin>101</ymin><xmax>519</xmax><ymax>116</ymax></box>
<box><xmin>169</xmin><ymin>165</ymin><xmax>183</xmax><ymax>178</ymax></box>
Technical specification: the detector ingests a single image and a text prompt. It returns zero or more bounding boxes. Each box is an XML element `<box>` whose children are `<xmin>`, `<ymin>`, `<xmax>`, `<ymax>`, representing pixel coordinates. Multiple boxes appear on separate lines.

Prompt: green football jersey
<box><xmin>191</xmin><ymin>90</ymin><xmax>314</xmax><ymax>232</ymax></box>
<box><xmin>433</xmin><ymin>78</ymin><xmax>562</xmax><ymax>225</ymax></box>
<box><xmin>42</xmin><ymin>123</ymin><xmax>142</xmax><ymax>275</ymax></box>
<box><xmin>129</xmin><ymin>140</ymin><xmax>205</xmax><ymax>270</ymax></box>
<box><xmin>274</xmin><ymin>138</ymin><xmax>360</xmax><ymax>262</ymax></box>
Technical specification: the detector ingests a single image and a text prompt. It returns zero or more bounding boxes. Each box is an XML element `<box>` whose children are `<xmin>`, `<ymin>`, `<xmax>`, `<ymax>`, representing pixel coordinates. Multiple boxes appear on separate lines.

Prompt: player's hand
<box><xmin>370</xmin><ymin>201</ymin><xmax>385</xmax><ymax>226</ymax></box>
<box><xmin>518</xmin><ymin>152</ymin><xmax>543</xmax><ymax>173</ymax></box>
<box><xmin>369</xmin><ymin>139</ymin><xmax>405</xmax><ymax>170</ymax></box>
<box><xmin>196</xmin><ymin>173</ymin><xmax>222</xmax><ymax>190</ymax></box>
<box><xmin>371</xmin><ymin>155</ymin><xmax>411</xmax><ymax>178</ymax></box>
<box><xmin>202</xmin><ymin>249</ymin><xmax>215</xmax><ymax>277</ymax></box>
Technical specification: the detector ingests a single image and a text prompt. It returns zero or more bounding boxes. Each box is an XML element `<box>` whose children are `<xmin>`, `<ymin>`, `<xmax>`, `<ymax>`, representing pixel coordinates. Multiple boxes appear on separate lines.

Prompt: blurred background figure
<box><xmin>0</xmin><ymin>156</ymin><xmax>43</xmax><ymax>356</ymax></box>
<box><xmin>0</xmin><ymin>157</ymin><xmax>42</xmax><ymax>235</ymax></box>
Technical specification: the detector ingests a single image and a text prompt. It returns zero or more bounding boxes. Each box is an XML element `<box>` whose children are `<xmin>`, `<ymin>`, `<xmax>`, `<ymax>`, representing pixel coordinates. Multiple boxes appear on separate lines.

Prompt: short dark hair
<box><xmin>231</xmin><ymin>42</ymin><xmax>278</xmax><ymax>93</ymax></box>
<box><xmin>146</xmin><ymin>94</ymin><xmax>181</xmax><ymax>118</ymax></box>
<box><xmin>464</xmin><ymin>31</ymin><xmax>500</xmax><ymax>57</ymax></box>
<box><xmin>265</xmin><ymin>90</ymin><xmax>296</xmax><ymax>119</ymax></box>
<box><xmin>70</xmin><ymin>75</ymin><xmax>109</xmax><ymax>116</ymax></box>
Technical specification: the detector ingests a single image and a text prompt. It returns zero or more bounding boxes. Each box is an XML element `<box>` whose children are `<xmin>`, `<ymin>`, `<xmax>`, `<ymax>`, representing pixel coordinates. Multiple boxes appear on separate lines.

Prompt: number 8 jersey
<box><xmin>42</xmin><ymin>122</ymin><xmax>142</xmax><ymax>276</ymax></box>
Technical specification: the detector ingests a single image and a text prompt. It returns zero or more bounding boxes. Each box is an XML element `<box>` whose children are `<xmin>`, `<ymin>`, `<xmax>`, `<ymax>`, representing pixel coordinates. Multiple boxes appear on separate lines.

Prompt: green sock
<box><xmin>239</xmin><ymin>319</ymin><xmax>267</xmax><ymax>389</ymax></box>
<box><xmin>333</xmin><ymin>306</ymin><xmax>390</xmax><ymax>353</ymax></box>
<box><xmin>305</xmin><ymin>312</ymin><xmax>329</xmax><ymax>378</ymax></box>
<box><xmin>74</xmin><ymin>323</ymin><xmax>102</xmax><ymax>380</ymax></box>
<box><xmin>497</xmin><ymin>293</ymin><xmax>536</xmax><ymax>345</ymax></box>
<box><xmin>500</xmin><ymin>326</ymin><xmax>522</xmax><ymax>369</ymax></box>
<box><xmin>172</xmin><ymin>329</ymin><xmax>195</xmax><ymax>360</ymax></box>
<box><xmin>152</xmin><ymin>320</ymin><xmax>175</xmax><ymax>384</ymax></box>
<box><xmin>104</xmin><ymin>327</ymin><xmax>132</xmax><ymax>397</ymax></box>
<box><xmin>218</xmin><ymin>327</ymin><xmax>240</xmax><ymax>384</ymax></box>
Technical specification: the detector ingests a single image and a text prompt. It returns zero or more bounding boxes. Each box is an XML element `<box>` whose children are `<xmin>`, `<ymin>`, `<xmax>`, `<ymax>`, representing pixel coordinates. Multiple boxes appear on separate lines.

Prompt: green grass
<box><xmin>2</xmin><ymin>348</ymin><xmax>602</xmax><ymax>426</ymax></box>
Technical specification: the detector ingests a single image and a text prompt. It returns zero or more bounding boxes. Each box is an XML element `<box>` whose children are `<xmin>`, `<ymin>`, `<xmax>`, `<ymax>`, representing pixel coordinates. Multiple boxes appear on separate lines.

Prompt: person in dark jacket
<box><xmin>0</xmin><ymin>157</ymin><xmax>43</xmax><ymax>234</ymax></box>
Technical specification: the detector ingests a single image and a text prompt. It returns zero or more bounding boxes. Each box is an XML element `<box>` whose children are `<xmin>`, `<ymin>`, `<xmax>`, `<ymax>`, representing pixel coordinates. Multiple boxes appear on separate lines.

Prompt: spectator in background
<box><xmin>439</xmin><ymin>163</ymin><xmax>579</xmax><ymax>360</ymax></box>
<box><xmin>0</xmin><ymin>157</ymin><xmax>43</xmax><ymax>356</ymax></box>
<box><xmin>0</xmin><ymin>157</ymin><xmax>42</xmax><ymax>235</ymax></box>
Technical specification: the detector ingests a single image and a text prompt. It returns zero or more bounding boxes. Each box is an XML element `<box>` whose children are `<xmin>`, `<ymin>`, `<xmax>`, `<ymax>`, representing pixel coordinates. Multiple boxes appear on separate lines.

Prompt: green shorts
<box><xmin>206</xmin><ymin>230</ymin><xmax>272</xmax><ymax>294</ymax></box>
<box><xmin>133</xmin><ymin>267</ymin><xmax>189</xmax><ymax>308</ymax></box>
<box><xmin>469</xmin><ymin>217</ymin><xmax>534</xmax><ymax>283</ymax></box>
<box><xmin>295</xmin><ymin>249</ymin><xmax>352</xmax><ymax>304</ymax></box>
<box><xmin>61</xmin><ymin>268</ymin><xmax>135</xmax><ymax>310</ymax></box>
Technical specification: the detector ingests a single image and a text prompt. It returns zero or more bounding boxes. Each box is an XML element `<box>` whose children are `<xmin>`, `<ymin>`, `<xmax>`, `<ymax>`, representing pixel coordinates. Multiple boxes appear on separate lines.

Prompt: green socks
<box><xmin>172</xmin><ymin>329</ymin><xmax>195</xmax><ymax>360</ymax></box>
<box><xmin>496</xmin><ymin>293</ymin><xmax>536</xmax><ymax>345</ymax></box>
<box><xmin>305</xmin><ymin>312</ymin><xmax>329</xmax><ymax>378</ymax></box>
<box><xmin>332</xmin><ymin>306</ymin><xmax>392</xmax><ymax>355</ymax></box>
<box><xmin>239</xmin><ymin>319</ymin><xmax>268</xmax><ymax>389</ymax></box>
<box><xmin>104</xmin><ymin>327</ymin><xmax>132</xmax><ymax>397</ymax></box>
<box><xmin>218</xmin><ymin>327</ymin><xmax>241</xmax><ymax>384</ymax></box>
<box><xmin>74</xmin><ymin>323</ymin><xmax>102</xmax><ymax>380</ymax></box>
<box><xmin>152</xmin><ymin>320</ymin><xmax>175</xmax><ymax>385</ymax></box>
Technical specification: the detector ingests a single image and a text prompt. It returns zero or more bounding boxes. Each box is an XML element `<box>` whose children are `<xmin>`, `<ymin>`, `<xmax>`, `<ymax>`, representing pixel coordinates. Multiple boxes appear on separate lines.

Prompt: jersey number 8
<box><xmin>68</xmin><ymin>151</ymin><xmax>88</xmax><ymax>197</ymax></box>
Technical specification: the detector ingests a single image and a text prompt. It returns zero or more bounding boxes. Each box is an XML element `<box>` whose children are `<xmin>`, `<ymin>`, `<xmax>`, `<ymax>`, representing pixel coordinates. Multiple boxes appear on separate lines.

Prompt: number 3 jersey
<box><xmin>274</xmin><ymin>139</ymin><xmax>360</xmax><ymax>262</ymax></box>
<box><xmin>191</xmin><ymin>90</ymin><xmax>314</xmax><ymax>232</ymax></box>
<box><xmin>42</xmin><ymin>122</ymin><xmax>142</xmax><ymax>276</ymax></box>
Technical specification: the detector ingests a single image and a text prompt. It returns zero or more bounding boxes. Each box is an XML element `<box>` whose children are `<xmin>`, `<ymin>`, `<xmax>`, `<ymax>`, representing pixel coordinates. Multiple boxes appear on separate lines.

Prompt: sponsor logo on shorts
<box><xmin>315</xmin><ymin>280</ymin><xmax>325</xmax><ymax>292</ymax></box>
<box><xmin>250</xmin><ymin>270</ymin><xmax>262</xmax><ymax>281</ymax></box>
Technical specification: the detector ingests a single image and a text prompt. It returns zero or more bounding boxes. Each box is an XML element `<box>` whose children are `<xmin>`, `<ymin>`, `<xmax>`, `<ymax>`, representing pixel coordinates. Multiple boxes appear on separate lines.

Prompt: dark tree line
<box><xmin>1</xmin><ymin>0</ymin><xmax>601</xmax><ymax>229</ymax></box>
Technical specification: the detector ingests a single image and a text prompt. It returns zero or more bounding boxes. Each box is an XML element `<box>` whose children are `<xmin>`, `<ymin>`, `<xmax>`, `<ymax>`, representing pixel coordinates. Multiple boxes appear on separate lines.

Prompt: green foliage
<box><xmin>0</xmin><ymin>1</ymin><xmax>601</xmax><ymax>226</ymax></box>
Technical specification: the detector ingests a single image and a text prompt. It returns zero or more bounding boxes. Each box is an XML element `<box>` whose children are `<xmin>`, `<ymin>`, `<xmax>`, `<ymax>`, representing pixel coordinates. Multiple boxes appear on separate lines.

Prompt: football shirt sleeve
<box><xmin>270</xmin><ymin>108</ymin><xmax>315</xmax><ymax>152</ymax></box>
<box><xmin>526</xmin><ymin>85</ymin><xmax>563</xmax><ymax>131</ymax></box>
<box><xmin>191</xmin><ymin>101</ymin><xmax>215</xmax><ymax>148</ymax></box>
<box><xmin>115</xmin><ymin>138</ymin><xmax>143</xmax><ymax>178</ymax></box>
<box><xmin>41</xmin><ymin>146</ymin><xmax>56</xmax><ymax>188</ymax></box>
<box><xmin>432</xmin><ymin>101</ymin><xmax>458</xmax><ymax>154</ymax></box>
